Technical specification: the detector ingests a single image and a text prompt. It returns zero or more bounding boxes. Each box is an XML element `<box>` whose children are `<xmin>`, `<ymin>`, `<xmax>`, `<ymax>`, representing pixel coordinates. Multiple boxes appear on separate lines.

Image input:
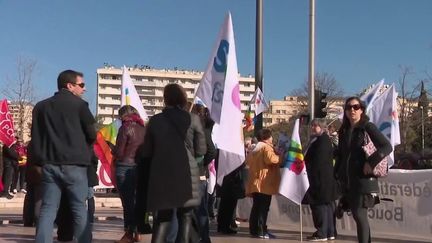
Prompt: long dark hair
<box><xmin>163</xmin><ymin>83</ymin><xmax>188</xmax><ymax>109</ymax></box>
<box><xmin>339</xmin><ymin>96</ymin><xmax>369</xmax><ymax>134</ymax></box>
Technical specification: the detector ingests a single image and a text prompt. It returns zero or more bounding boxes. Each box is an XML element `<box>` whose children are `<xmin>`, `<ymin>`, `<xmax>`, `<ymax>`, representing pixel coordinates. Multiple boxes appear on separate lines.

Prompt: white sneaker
<box><xmin>20</xmin><ymin>189</ymin><xmax>27</xmax><ymax>194</ymax></box>
<box><xmin>12</xmin><ymin>189</ymin><xmax>18</xmax><ymax>194</ymax></box>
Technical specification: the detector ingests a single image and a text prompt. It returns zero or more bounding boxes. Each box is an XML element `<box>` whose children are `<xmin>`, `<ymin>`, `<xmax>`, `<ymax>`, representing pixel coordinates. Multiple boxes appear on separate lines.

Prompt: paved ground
<box><xmin>0</xmin><ymin>207</ymin><xmax>429</xmax><ymax>243</ymax></box>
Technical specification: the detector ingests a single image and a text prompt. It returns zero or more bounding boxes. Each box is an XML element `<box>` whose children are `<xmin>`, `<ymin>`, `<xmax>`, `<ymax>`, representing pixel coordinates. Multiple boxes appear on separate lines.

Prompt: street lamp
<box><xmin>308</xmin><ymin>0</ymin><xmax>315</xmax><ymax>120</ymax></box>
<box><xmin>254</xmin><ymin>0</ymin><xmax>263</xmax><ymax>135</ymax></box>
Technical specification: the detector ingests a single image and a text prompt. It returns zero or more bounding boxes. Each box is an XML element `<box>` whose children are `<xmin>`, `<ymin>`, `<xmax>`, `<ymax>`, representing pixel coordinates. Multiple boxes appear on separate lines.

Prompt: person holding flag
<box><xmin>191</xmin><ymin>104</ymin><xmax>216</xmax><ymax>243</ymax></box>
<box><xmin>113</xmin><ymin>105</ymin><xmax>146</xmax><ymax>243</ymax></box>
<box><xmin>245</xmin><ymin>128</ymin><xmax>281</xmax><ymax>239</ymax></box>
<box><xmin>335</xmin><ymin>97</ymin><xmax>392</xmax><ymax>243</ymax></box>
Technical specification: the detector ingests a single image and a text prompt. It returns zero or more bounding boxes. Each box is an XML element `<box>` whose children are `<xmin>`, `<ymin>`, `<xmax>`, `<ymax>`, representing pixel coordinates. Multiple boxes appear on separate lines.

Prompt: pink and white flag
<box><xmin>207</xmin><ymin>159</ymin><xmax>216</xmax><ymax>194</ymax></box>
<box><xmin>195</xmin><ymin>13</ymin><xmax>245</xmax><ymax>185</ymax></box>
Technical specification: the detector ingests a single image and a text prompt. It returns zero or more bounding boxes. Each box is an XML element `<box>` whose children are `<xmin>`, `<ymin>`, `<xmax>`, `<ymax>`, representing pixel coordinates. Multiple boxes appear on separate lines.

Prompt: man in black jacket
<box><xmin>28</xmin><ymin>70</ymin><xmax>96</xmax><ymax>243</ymax></box>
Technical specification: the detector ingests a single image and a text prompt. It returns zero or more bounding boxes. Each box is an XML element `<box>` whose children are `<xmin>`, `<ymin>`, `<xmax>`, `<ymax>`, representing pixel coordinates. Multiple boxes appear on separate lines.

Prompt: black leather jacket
<box><xmin>114</xmin><ymin>114</ymin><xmax>146</xmax><ymax>166</ymax></box>
<box><xmin>335</xmin><ymin>120</ymin><xmax>392</xmax><ymax>193</ymax></box>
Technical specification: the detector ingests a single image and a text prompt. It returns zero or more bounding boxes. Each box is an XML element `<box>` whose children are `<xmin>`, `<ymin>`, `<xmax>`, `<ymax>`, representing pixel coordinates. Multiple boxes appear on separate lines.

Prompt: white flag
<box><xmin>121</xmin><ymin>66</ymin><xmax>148</xmax><ymax>121</ymax></box>
<box><xmin>195</xmin><ymin>13</ymin><xmax>245</xmax><ymax>185</ymax></box>
<box><xmin>279</xmin><ymin>119</ymin><xmax>309</xmax><ymax>205</ymax></box>
<box><xmin>250</xmin><ymin>87</ymin><xmax>269</xmax><ymax>115</ymax></box>
<box><xmin>196</xmin><ymin>14</ymin><xmax>232</xmax><ymax>124</ymax></box>
<box><xmin>360</xmin><ymin>79</ymin><xmax>384</xmax><ymax>112</ymax></box>
<box><xmin>368</xmin><ymin>84</ymin><xmax>400</xmax><ymax>168</ymax></box>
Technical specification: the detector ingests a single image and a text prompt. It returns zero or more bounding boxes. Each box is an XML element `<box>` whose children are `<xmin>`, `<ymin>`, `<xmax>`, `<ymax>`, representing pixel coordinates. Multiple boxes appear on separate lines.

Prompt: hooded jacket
<box><xmin>114</xmin><ymin>114</ymin><xmax>146</xmax><ymax>166</ymax></box>
<box><xmin>245</xmin><ymin>141</ymin><xmax>281</xmax><ymax>196</ymax></box>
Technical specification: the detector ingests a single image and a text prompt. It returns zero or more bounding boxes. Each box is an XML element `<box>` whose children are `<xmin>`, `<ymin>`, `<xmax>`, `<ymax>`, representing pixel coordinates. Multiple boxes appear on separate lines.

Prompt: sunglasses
<box><xmin>72</xmin><ymin>83</ymin><xmax>85</xmax><ymax>88</ymax></box>
<box><xmin>345</xmin><ymin>104</ymin><xmax>361</xmax><ymax>111</ymax></box>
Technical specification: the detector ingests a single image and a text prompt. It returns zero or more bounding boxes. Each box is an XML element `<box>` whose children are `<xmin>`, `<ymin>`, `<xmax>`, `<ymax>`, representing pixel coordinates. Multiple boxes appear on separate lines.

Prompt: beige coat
<box><xmin>246</xmin><ymin>141</ymin><xmax>281</xmax><ymax>196</ymax></box>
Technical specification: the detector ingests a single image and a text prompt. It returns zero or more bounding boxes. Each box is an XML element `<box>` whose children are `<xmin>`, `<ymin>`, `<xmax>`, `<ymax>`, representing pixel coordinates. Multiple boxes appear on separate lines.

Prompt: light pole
<box><xmin>254</xmin><ymin>0</ymin><xmax>263</xmax><ymax>135</ymax></box>
<box><xmin>308</xmin><ymin>0</ymin><xmax>316</xmax><ymax>121</ymax></box>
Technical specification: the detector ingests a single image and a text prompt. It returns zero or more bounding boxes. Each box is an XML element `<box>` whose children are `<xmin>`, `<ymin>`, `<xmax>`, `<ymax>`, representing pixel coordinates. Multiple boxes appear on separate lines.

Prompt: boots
<box><xmin>151</xmin><ymin>221</ymin><xmax>171</xmax><ymax>243</ymax></box>
<box><xmin>116</xmin><ymin>232</ymin><xmax>134</xmax><ymax>243</ymax></box>
<box><xmin>133</xmin><ymin>232</ymin><xmax>142</xmax><ymax>242</ymax></box>
<box><xmin>176</xmin><ymin>211</ymin><xmax>200</xmax><ymax>243</ymax></box>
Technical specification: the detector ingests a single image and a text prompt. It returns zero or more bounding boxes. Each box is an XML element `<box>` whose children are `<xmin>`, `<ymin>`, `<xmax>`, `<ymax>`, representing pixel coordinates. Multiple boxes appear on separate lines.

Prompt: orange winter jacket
<box><xmin>245</xmin><ymin>142</ymin><xmax>281</xmax><ymax>196</ymax></box>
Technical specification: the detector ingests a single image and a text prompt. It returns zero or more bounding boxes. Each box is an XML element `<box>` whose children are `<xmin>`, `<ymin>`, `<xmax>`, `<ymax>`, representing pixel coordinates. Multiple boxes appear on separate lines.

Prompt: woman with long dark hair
<box><xmin>334</xmin><ymin>97</ymin><xmax>392</xmax><ymax>243</ymax></box>
<box><xmin>136</xmin><ymin>83</ymin><xmax>206</xmax><ymax>243</ymax></box>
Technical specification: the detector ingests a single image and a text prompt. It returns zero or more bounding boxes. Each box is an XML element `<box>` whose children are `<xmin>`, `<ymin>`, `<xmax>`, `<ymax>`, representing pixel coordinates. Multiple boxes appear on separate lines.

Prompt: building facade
<box><xmin>263</xmin><ymin>96</ymin><xmax>345</xmax><ymax>127</ymax></box>
<box><xmin>96</xmin><ymin>66</ymin><xmax>255</xmax><ymax>124</ymax></box>
<box><xmin>9</xmin><ymin>102</ymin><xmax>33</xmax><ymax>143</ymax></box>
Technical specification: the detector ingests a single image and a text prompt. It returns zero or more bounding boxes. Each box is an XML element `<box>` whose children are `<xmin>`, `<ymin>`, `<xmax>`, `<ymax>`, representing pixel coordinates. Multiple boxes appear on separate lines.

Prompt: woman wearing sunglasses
<box><xmin>334</xmin><ymin>97</ymin><xmax>392</xmax><ymax>243</ymax></box>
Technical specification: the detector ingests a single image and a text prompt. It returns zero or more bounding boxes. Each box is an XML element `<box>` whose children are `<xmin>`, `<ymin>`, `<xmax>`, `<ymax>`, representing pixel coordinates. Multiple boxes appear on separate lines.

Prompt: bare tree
<box><xmin>2</xmin><ymin>57</ymin><xmax>38</xmax><ymax>141</ymax></box>
<box><xmin>290</xmin><ymin>72</ymin><xmax>345</xmax><ymax>113</ymax></box>
<box><xmin>396</xmin><ymin>65</ymin><xmax>425</xmax><ymax>153</ymax></box>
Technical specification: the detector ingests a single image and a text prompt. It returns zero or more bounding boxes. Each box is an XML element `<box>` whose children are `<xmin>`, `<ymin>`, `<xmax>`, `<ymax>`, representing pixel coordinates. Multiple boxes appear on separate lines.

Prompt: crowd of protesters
<box><xmin>0</xmin><ymin>69</ymin><xmax>392</xmax><ymax>243</ymax></box>
<box><xmin>0</xmin><ymin>137</ymin><xmax>27</xmax><ymax>199</ymax></box>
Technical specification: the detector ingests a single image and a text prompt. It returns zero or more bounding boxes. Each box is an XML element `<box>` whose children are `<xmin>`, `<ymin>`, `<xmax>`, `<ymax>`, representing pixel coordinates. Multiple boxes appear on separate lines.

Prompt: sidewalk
<box><xmin>0</xmin><ymin>192</ymin><xmax>122</xmax><ymax>209</ymax></box>
<box><xmin>1</xmin><ymin>207</ymin><xmax>430</xmax><ymax>243</ymax></box>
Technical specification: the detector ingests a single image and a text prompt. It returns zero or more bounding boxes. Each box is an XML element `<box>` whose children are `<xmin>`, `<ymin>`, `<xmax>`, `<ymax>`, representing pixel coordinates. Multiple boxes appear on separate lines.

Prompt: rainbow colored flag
<box><xmin>279</xmin><ymin>118</ymin><xmax>309</xmax><ymax>205</ymax></box>
<box><xmin>244</xmin><ymin>106</ymin><xmax>254</xmax><ymax>132</ymax></box>
<box><xmin>93</xmin><ymin>119</ymin><xmax>121</xmax><ymax>184</ymax></box>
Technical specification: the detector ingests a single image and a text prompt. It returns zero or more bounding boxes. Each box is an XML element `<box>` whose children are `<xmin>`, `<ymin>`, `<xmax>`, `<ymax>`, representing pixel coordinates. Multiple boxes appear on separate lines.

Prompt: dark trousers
<box><xmin>12</xmin><ymin>165</ymin><xmax>26</xmax><ymax>191</ymax></box>
<box><xmin>310</xmin><ymin>203</ymin><xmax>335</xmax><ymax>238</ymax></box>
<box><xmin>207</xmin><ymin>192</ymin><xmax>216</xmax><ymax>218</ymax></box>
<box><xmin>348</xmin><ymin>193</ymin><xmax>371</xmax><ymax>243</ymax></box>
<box><xmin>56</xmin><ymin>193</ymin><xmax>74</xmax><ymax>242</ymax></box>
<box><xmin>2</xmin><ymin>160</ymin><xmax>16</xmax><ymax>193</ymax></box>
<box><xmin>23</xmin><ymin>183</ymin><xmax>43</xmax><ymax>226</ymax></box>
<box><xmin>194</xmin><ymin>181</ymin><xmax>210</xmax><ymax>243</ymax></box>
<box><xmin>115</xmin><ymin>165</ymin><xmax>137</xmax><ymax>233</ymax></box>
<box><xmin>249</xmin><ymin>193</ymin><xmax>272</xmax><ymax>235</ymax></box>
<box><xmin>217</xmin><ymin>191</ymin><xmax>238</xmax><ymax>231</ymax></box>
<box><xmin>56</xmin><ymin>189</ymin><xmax>95</xmax><ymax>242</ymax></box>
<box><xmin>152</xmin><ymin>207</ymin><xmax>199</xmax><ymax>243</ymax></box>
<box><xmin>88</xmin><ymin>197</ymin><xmax>95</xmax><ymax>224</ymax></box>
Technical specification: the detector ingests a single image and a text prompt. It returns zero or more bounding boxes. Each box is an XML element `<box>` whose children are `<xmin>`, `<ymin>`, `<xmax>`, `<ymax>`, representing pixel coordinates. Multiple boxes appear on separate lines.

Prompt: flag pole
<box><xmin>189</xmin><ymin>88</ymin><xmax>198</xmax><ymax>112</ymax></box>
<box><xmin>300</xmin><ymin>204</ymin><xmax>303</xmax><ymax>242</ymax></box>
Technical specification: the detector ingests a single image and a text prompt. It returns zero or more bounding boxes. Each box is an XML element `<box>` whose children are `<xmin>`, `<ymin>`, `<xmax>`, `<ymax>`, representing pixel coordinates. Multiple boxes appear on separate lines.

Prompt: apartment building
<box><xmin>96</xmin><ymin>66</ymin><xmax>255</xmax><ymax>124</ymax></box>
<box><xmin>9</xmin><ymin>102</ymin><xmax>33</xmax><ymax>143</ymax></box>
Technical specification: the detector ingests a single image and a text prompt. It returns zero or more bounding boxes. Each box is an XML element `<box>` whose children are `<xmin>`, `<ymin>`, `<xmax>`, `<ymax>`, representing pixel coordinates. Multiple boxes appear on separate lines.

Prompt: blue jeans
<box><xmin>195</xmin><ymin>180</ymin><xmax>210</xmax><ymax>242</ymax></box>
<box><xmin>115</xmin><ymin>165</ymin><xmax>137</xmax><ymax>233</ymax></box>
<box><xmin>166</xmin><ymin>208</ymin><xmax>178</xmax><ymax>243</ymax></box>
<box><xmin>36</xmin><ymin>164</ymin><xmax>90</xmax><ymax>243</ymax></box>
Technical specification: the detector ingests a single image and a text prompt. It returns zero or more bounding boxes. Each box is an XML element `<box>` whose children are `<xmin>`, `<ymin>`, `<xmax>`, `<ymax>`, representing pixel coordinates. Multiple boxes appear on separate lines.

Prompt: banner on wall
<box><xmin>238</xmin><ymin>169</ymin><xmax>432</xmax><ymax>241</ymax></box>
<box><xmin>95</xmin><ymin>162</ymin><xmax>114</xmax><ymax>189</ymax></box>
